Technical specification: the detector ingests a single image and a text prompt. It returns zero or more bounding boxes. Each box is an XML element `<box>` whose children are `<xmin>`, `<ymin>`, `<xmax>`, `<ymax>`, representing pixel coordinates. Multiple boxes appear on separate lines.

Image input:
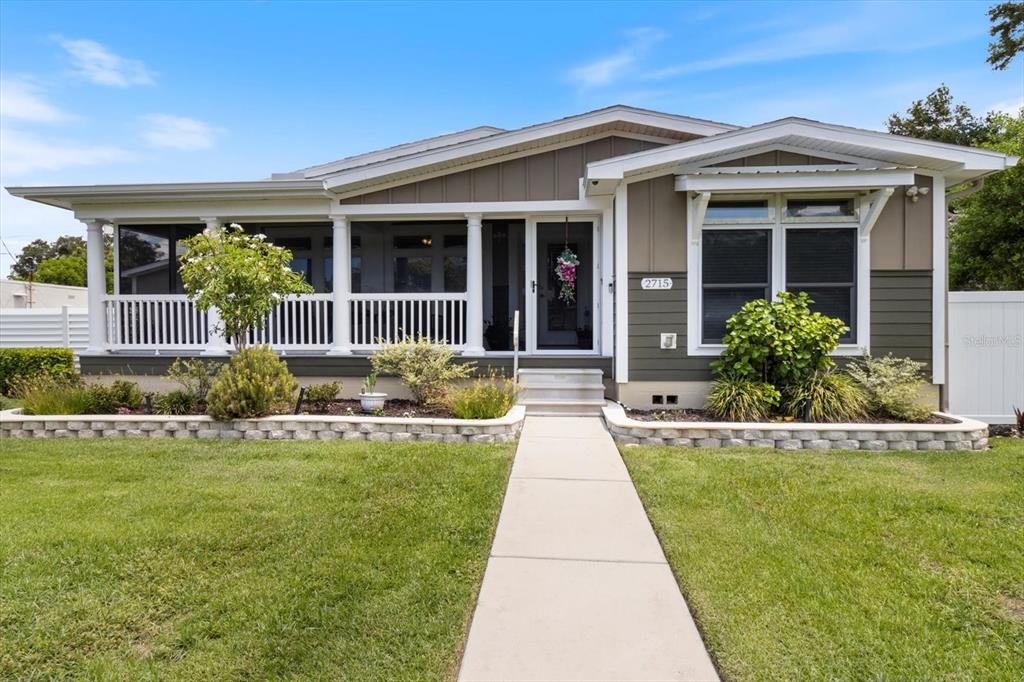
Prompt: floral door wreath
<box><xmin>555</xmin><ymin>217</ymin><xmax>579</xmax><ymax>304</ymax></box>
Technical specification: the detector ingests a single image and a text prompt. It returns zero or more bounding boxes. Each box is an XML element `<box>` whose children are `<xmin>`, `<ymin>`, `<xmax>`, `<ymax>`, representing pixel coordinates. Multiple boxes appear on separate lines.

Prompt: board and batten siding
<box><xmin>341</xmin><ymin>136</ymin><xmax>665</xmax><ymax>204</ymax></box>
<box><xmin>626</xmin><ymin>270</ymin><xmax>933</xmax><ymax>382</ymax></box>
<box><xmin>626</xmin><ymin>176</ymin><xmax>687</xmax><ymax>272</ymax></box>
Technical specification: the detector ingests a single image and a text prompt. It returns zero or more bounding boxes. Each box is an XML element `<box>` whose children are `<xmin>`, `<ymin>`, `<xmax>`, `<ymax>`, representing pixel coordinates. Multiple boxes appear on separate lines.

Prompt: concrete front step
<box><xmin>521</xmin><ymin>399</ymin><xmax>607</xmax><ymax>417</ymax></box>
<box><xmin>517</xmin><ymin>368</ymin><xmax>605</xmax><ymax>388</ymax></box>
<box><xmin>519</xmin><ymin>386</ymin><xmax>605</xmax><ymax>400</ymax></box>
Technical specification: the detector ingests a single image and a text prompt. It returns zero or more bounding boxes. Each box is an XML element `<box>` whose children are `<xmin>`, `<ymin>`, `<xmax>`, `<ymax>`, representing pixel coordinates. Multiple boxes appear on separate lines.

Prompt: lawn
<box><xmin>624</xmin><ymin>437</ymin><xmax>1024</xmax><ymax>682</ymax></box>
<box><xmin>0</xmin><ymin>438</ymin><xmax>514</xmax><ymax>681</ymax></box>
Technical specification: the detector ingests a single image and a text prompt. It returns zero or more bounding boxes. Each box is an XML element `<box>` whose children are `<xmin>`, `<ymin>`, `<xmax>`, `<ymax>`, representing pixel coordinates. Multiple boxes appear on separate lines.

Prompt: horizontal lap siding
<box><xmin>627</xmin><ymin>273</ymin><xmax>713</xmax><ymax>381</ymax></box>
<box><xmin>870</xmin><ymin>271</ymin><xmax>932</xmax><ymax>371</ymax></box>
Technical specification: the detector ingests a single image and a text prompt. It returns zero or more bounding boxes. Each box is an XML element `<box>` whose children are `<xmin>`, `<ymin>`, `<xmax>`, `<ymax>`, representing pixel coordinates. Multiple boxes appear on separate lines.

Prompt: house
<box><xmin>6</xmin><ymin>106</ymin><xmax>1017</xmax><ymax>408</ymax></box>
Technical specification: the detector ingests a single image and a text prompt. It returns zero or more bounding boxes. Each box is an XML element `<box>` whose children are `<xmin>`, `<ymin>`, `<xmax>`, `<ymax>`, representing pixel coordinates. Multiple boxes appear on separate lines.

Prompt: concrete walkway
<box><xmin>458</xmin><ymin>416</ymin><xmax>719</xmax><ymax>682</ymax></box>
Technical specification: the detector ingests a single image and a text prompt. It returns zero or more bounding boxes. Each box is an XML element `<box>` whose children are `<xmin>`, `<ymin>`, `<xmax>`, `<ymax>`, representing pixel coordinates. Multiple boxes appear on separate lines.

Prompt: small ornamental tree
<box><xmin>178</xmin><ymin>224</ymin><xmax>313</xmax><ymax>351</ymax></box>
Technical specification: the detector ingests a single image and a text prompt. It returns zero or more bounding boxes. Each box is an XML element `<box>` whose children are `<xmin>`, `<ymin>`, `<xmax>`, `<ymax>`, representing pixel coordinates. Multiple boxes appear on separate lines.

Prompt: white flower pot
<box><xmin>359</xmin><ymin>393</ymin><xmax>387</xmax><ymax>412</ymax></box>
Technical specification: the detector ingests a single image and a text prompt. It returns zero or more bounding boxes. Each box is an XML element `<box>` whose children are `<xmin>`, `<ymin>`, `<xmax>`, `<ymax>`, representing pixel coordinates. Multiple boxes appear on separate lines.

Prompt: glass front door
<box><xmin>531</xmin><ymin>221</ymin><xmax>594</xmax><ymax>351</ymax></box>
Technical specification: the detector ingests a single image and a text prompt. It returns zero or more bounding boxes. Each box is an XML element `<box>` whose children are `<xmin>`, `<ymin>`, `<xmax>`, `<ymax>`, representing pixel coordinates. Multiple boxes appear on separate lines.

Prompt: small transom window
<box><xmin>784</xmin><ymin>198</ymin><xmax>855</xmax><ymax>219</ymax></box>
<box><xmin>705</xmin><ymin>199</ymin><xmax>771</xmax><ymax>221</ymax></box>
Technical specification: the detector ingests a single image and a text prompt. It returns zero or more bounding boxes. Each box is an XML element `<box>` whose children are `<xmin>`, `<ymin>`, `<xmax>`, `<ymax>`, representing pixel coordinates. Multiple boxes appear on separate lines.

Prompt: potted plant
<box><xmin>359</xmin><ymin>372</ymin><xmax>387</xmax><ymax>412</ymax></box>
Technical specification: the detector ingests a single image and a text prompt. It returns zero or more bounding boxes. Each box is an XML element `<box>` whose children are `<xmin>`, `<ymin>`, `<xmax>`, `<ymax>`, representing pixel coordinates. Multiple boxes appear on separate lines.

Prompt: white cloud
<box><xmin>0</xmin><ymin>78</ymin><xmax>71</xmax><ymax>123</ymax></box>
<box><xmin>567</xmin><ymin>27</ymin><xmax>666</xmax><ymax>88</ymax></box>
<box><xmin>141</xmin><ymin>114</ymin><xmax>220</xmax><ymax>151</ymax></box>
<box><xmin>0</xmin><ymin>127</ymin><xmax>132</xmax><ymax>175</ymax></box>
<box><xmin>53</xmin><ymin>36</ymin><xmax>155</xmax><ymax>87</ymax></box>
<box><xmin>988</xmin><ymin>98</ymin><xmax>1024</xmax><ymax>115</ymax></box>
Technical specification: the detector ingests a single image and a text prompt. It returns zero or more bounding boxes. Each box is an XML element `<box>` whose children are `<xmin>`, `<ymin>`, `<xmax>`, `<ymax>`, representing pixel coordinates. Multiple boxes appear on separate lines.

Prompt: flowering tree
<box><xmin>178</xmin><ymin>224</ymin><xmax>313</xmax><ymax>351</ymax></box>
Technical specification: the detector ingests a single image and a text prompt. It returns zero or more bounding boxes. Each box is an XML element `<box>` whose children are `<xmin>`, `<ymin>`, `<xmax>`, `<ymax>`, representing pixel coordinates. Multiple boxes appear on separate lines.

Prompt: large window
<box><xmin>701</xmin><ymin>229</ymin><xmax>772</xmax><ymax>342</ymax></box>
<box><xmin>786</xmin><ymin>228</ymin><xmax>857</xmax><ymax>341</ymax></box>
<box><xmin>695</xmin><ymin>194</ymin><xmax>863</xmax><ymax>350</ymax></box>
<box><xmin>118</xmin><ymin>224</ymin><xmax>202</xmax><ymax>294</ymax></box>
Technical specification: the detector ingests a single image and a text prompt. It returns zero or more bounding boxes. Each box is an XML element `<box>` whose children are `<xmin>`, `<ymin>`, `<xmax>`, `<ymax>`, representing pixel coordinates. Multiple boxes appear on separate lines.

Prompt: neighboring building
<box><xmin>0</xmin><ymin>278</ymin><xmax>88</xmax><ymax>309</ymax></box>
<box><xmin>5</xmin><ymin>106</ymin><xmax>1018</xmax><ymax>407</ymax></box>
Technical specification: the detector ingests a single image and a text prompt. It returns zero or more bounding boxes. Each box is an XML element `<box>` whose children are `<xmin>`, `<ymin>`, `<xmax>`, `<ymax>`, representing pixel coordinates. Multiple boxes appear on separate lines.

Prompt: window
<box><xmin>786</xmin><ymin>228</ymin><xmax>857</xmax><ymax>341</ymax></box>
<box><xmin>784</xmin><ymin>197</ymin><xmax>855</xmax><ymax>220</ymax></box>
<box><xmin>701</xmin><ymin>229</ymin><xmax>771</xmax><ymax>343</ymax></box>
<box><xmin>118</xmin><ymin>224</ymin><xmax>202</xmax><ymax>294</ymax></box>
<box><xmin>693</xmin><ymin>193</ymin><xmax>864</xmax><ymax>351</ymax></box>
<box><xmin>394</xmin><ymin>256</ymin><xmax>432</xmax><ymax>292</ymax></box>
<box><xmin>705</xmin><ymin>199</ymin><xmax>771</xmax><ymax>222</ymax></box>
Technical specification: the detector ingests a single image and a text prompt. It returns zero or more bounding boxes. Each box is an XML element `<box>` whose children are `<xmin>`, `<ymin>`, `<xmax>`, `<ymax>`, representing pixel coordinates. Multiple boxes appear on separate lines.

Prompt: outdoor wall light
<box><xmin>905</xmin><ymin>185</ymin><xmax>931</xmax><ymax>202</ymax></box>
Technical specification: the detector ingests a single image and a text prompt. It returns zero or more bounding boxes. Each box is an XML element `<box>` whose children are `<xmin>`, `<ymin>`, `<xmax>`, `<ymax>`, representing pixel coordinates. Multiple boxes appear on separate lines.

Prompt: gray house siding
<box><xmin>626</xmin><ymin>270</ymin><xmax>933</xmax><ymax>382</ymax></box>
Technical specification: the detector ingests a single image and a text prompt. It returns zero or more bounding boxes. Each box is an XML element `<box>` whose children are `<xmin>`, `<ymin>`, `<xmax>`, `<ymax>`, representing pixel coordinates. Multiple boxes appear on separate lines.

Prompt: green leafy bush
<box><xmin>0</xmin><ymin>348</ymin><xmax>76</xmax><ymax>395</ymax></box>
<box><xmin>705</xmin><ymin>377</ymin><xmax>781</xmax><ymax>422</ymax></box>
<box><xmin>303</xmin><ymin>382</ymin><xmax>340</xmax><ymax>413</ymax></box>
<box><xmin>9</xmin><ymin>374</ymin><xmax>91</xmax><ymax>415</ymax></box>
<box><xmin>84</xmin><ymin>379</ymin><xmax>144</xmax><ymax>413</ymax></box>
<box><xmin>713</xmin><ymin>292</ymin><xmax>847</xmax><ymax>387</ymax></box>
<box><xmin>206</xmin><ymin>346</ymin><xmax>298</xmax><ymax>420</ymax></box>
<box><xmin>846</xmin><ymin>355</ymin><xmax>932</xmax><ymax>421</ymax></box>
<box><xmin>166</xmin><ymin>358</ymin><xmax>218</xmax><ymax>402</ymax></box>
<box><xmin>153</xmin><ymin>390</ymin><xmax>197</xmax><ymax>416</ymax></box>
<box><xmin>370</xmin><ymin>338</ymin><xmax>474</xmax><ymax>404</ymax></box>
<box><xmin>782</xmin><ymin>371</ymin><xmax>868</xmax><ymax>422</ymax></box>
<box><xmin>446</xmin><ymin>374</ymin><xmax>517</xmax><ymax>419</ymax></box>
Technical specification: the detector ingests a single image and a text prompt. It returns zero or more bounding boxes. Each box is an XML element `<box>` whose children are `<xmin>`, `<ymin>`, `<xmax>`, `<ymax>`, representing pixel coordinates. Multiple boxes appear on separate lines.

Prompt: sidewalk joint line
<box><xmin>489</xmin><ymin>553</ymin><xmax>668</xmax><ymax>566</ymax></box>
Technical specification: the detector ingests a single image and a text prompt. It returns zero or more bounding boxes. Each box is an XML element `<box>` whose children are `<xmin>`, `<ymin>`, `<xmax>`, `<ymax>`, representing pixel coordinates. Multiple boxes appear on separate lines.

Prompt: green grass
<box><xmin>623</xmin><ymin>438</ymin><xmax>1024</xmax><ymax>682</ymax></box>
<box><xmin>0</xmin><ymin>438</ymin><xmax>514</xmax><ymax>681</ymax></box>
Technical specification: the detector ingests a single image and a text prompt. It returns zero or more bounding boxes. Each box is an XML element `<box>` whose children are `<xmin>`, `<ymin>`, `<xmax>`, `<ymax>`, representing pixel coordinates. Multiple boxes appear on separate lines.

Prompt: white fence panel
<box><xmin>0</xmin><ymin>306</ymin><xmax>89</xmax><ymax>353</ymax></box>
<box><xmin>948</xmin><ymin>291</ymin><xmax>1024</xmax><ymax>424</ymax></box>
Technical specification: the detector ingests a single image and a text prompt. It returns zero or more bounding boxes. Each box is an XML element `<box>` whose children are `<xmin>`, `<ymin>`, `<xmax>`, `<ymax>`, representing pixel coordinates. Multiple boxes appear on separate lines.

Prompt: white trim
<box><xmin>600</xmin><ymin>204</ymin><xmax>615</xmax><ymax>356</ymax></box>
<box><xmin>614</xmin><ymin>183</ymin><xmax>628</xmax><ymax>383</ymax></box>
<box><xmin>525</xmin><ymin>219</ymin><xmax>538</xmax><ymax>354</ymax></box>
<box><xmin>332</xmin><ymin>198</ymin><xmax>612</xmax><ymax>217</ymax></box>
<box><xmin>690</xmin><ymin>191</ymin><xmax>710</xmax><ymax>244</ymax></box>
<box><xmin>686</xmin><ymin>191</ymin><xmax>870</xmax><ymax>358</ymax></box>
<box><xmin>588</xmin><ymin>118</ymin><xmax>1015</xmax><ymax>182</ymax></box>
<box><xmin>676</xmin><ymin>143</ymin><xmax>886</xmax><ymax>170</ymax></box>
<box><xmin>932</xmin><ymin>174</ymin><xmax>946</xmax><ymax>384</ymax></box>
<box><xmin>675</xmin><ymin>168</ymin><xmax>915</xmax><ymax>192</ymax></box>
<box><xmin>859</xmin><ymin>187</ymin><xmax>894</xmax><ymax>239</ymax></box>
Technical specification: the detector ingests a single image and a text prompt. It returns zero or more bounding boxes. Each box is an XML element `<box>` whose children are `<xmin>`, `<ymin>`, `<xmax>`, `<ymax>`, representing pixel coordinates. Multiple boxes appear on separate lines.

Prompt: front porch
<box><xmin>93</xmin><ymin>213</ymin><xmax>613</xmax><ymax>359</ymax></box>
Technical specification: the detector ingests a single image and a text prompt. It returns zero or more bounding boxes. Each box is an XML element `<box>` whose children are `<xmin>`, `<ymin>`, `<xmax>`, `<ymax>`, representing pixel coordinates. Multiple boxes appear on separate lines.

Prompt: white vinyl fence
<box><xmin>948</xmin><ymin>291</ymin><xmax>1024</xmax><ymax>424</ymax></box>
<box><xmin>0</xmin><ymin>306</ymin><xmax>89</xmax><ymax>353</ymax></box>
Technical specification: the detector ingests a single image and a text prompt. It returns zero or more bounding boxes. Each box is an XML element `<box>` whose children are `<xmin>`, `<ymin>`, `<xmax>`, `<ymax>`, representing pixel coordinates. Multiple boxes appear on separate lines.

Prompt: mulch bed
<box><xmin>626</xmin><ymin>407</ymin><xmax>955</xmax><ymax>425</ymax></box>
<box><xmin>313</xmin><ymin>399</ymin><xmax>456</xmax><ymax>419</ymax></box>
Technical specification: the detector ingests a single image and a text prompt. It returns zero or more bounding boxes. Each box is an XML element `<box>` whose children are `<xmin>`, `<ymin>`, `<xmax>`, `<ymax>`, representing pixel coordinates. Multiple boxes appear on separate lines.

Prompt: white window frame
<box><xmin>687</xmin><ymin>192</ymin><xmax>870</xmax><ymax>357</ymax></box>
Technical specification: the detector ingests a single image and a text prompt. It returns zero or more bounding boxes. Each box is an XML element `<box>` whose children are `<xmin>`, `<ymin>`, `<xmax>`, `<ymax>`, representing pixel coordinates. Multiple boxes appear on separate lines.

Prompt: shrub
<box><xmin>303</xmin><ymin>382</ymin><xmax>340</xmax><ymax>413</ymax></box>
<box><xmin>705</xmin><ymin>377</ymin><xmax>781</xmax><ymax>422</ymax></box>
<box><xmin>0</xmin><ymin>348</ymin><xmax>76</xmax><ymax>395</ymax></box>
<box><xmin>84</xmin><ymin>379</ymin><xmax>144</xmax><ymax>413</ymax></box>
<box><xmin>846</xmin><ymin>354</ymin><xmax>932</xmax><ymax>421</ymax></box>
<box><xmin>153</xmin><ymin>390</ymin><xmax>197</xmax><ymax>416</ymax></box>
<box><xmin>10</xmin><ymin>374</ymin><xmax>91</xmax><ymax>415</ymax></box>
<box><xmin>166</xmin><ymin>358</ymin><xmax>218</xmax><ymax>402</ymax></box>
<box><xmin>447</xmin><ymin>374</ymin><xmax>518</xmax><ymax>419</ymax></box>
<box><xmin>782</xmin><ymin>370</ymin><xmax>868</xmax><ymax>422</ymax></box>
<box><xmin>713</xmin><ymin>292</ymin><xmax>847</xmax><ymax>387</ymax></box>
<box><xmin>370</xmin><ymin>338</ymin><xmax>474</xmax><ymax>404</ymax></box>
<box><xmin>206</xmin><ymin>346</ymin><xmax>298</xmax><ymax>420</ymax></box>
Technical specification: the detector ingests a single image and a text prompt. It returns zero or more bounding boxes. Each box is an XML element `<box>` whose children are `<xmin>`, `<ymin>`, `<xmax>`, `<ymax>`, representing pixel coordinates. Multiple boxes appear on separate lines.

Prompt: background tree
<box><xmin>988</xmin><ymin>1</ymin><xmax>1024</xmax><ymax>69</ymax></box>
<box><xmin>178</xmin><ymin>224</ymin><xmax>313</xmax><ymax>351</ymax></box>
<box><xmin>888</xmin><ymin>86</ymin><xmax>1023</xmax><ymax>290</ymax></box>
<box><xmin>33</xmin><ymin>256</ymin><xmax>87</xmax><ymax>287</ymax></box>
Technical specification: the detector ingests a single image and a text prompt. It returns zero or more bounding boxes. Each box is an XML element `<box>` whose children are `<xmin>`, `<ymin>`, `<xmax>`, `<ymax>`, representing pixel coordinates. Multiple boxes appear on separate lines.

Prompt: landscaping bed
<box><xmin>0</xmin><ymin>437</ymin><xmax>514</xmax><ymax>679</ymax></box>
<box><xmin>623</xmin><ymin>438</ymin><xmax>1024</xmax><ymax>681</ymax></box>
<box><xmin>605</xmin><ymin>403</ymin><xmax>987</xmax><ymax>451</ymax></box>
<box><xmin>626</xmin><ymin>406</ymin><xmax>955</xmax><ymax>425</ymax></box>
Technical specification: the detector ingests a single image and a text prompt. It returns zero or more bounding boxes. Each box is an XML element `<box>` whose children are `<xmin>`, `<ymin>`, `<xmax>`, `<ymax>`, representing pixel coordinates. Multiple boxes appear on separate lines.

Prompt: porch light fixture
<box><xmin>421</xmin><ymin>237</ymin><xmax>432</xmax><ymax>246</ymax></box>
<box><xmin>905</xmin><ymin>185</ymin><xmax>930</xmax><ymax>202</ymax></box>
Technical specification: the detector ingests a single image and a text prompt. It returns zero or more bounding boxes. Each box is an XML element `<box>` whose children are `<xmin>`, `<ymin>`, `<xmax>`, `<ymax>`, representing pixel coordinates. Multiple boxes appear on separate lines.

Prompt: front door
<box><xmin>528</xmin><ymin>220</ymin><xmax>595</xmax><ymax>351</ymax></box>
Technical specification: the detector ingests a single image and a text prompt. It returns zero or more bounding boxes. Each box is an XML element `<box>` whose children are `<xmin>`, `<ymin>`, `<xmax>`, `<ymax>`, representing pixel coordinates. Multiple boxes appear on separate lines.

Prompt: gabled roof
<box><xmin>307</xmin><ymin>105</ymin><xmax>739</xmax><ymax>193</ymax></box>
<box><xmin>585</xmin><ymin>117</ymin><xmax>1018</xmax><ymax>194</ymax></box>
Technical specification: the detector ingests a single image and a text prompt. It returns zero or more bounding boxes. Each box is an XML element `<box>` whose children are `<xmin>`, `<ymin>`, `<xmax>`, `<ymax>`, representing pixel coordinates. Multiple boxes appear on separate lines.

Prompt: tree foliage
<box><xmin>888</xmin><ymin>86</ymin><xmax>1023</xmax><ymax>290</ymax></box>
<box><xmin>9</xmin><ymin>234</ymin><xmax>114</xmax><ymax>291</ymax></box>
<box><xmin>178</xmin><ymin>224</ymin><xmax>313</xmax><ymax>351</ymax></box>
<box><xmin>33</xmin><ymin>255</ymin><xmax>87</xmax><ymax>287</ymax></box>
<box><xmin>988</xmin><ymin>1</ymin><xmax>1024</xmax><ymax>70</ymax></box>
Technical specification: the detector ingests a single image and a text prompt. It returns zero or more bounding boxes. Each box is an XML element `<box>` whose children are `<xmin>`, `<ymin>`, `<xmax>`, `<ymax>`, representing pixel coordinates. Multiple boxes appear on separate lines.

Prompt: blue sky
<box><xmin>1</xmin><ymin>0</ymin><xmax>1021</xmax><ymax>275</ymax></box>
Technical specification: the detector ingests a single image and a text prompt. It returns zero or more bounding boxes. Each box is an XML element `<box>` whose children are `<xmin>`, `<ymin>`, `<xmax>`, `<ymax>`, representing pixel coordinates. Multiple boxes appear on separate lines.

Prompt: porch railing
<box><xmin>349</xmin><ymin>293</ymin><xmax>468</xmax><ymax>349</ymax></box>
<box><xmin>103</xmin><ymin>292</ymin><xmax>468</xmax><ymax>352</ymax></box>
<box><xmin>104</xmin><ymin>295</ymin><xmax>208</xmax><ymax>350</ymax></box>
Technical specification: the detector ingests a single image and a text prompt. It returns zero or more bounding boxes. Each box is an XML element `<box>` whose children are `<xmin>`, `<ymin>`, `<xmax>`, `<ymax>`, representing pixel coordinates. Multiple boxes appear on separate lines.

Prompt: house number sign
<box><xmin>641</xmin><ymin>277</ymin><xmax>673</xmax><ymax>290</ymax></box>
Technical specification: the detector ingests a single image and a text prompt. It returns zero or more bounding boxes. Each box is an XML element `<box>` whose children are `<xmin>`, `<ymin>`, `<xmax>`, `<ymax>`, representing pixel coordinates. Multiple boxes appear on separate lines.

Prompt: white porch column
<box><xmin>83</xmin><ymin>219</ymin><xmax>107</xmax><ymax>352</ymax></box>
<box><xmin>200</xmin><ymin>217</ymin><xmax>232</xmax><ymax>354</ymax></box>
<box><xmin>464</xmin><ymin>213</ymin><xmax>485</xmax><ymax>355</ymax></box>
<box><xmin>327</xmin><ymin>214</ymin><xmax>352</xmax><ymax>354</ymax></box>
